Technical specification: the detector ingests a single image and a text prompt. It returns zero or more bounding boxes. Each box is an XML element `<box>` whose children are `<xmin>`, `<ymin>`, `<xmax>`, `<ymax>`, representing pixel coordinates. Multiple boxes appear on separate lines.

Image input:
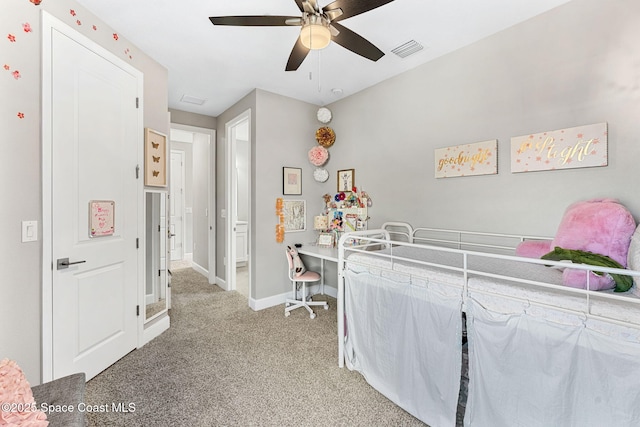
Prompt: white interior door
<box><xmin>46</xmin><ymin>17</ymin><xmax>142</xmax><ymax>380</ymax></box>
<box><xmin>170</xmin><ymin>150</ymin><xmax>185</xmax><ymax>261</ymax></box>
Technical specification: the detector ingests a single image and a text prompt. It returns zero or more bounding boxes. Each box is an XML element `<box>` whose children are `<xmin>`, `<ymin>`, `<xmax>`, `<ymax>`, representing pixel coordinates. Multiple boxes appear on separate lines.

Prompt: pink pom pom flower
<box><xmin>308</xmin><ymin>146</ymin><xmax>329</xmax><ymax>167</ymax></box>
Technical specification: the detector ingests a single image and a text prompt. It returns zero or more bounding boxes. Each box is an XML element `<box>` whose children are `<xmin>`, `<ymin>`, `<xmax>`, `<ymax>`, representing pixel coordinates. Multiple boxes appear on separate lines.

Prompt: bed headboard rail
<box><xmin>412</xmin><ymin>227</ymin><xmax>552</xmax><ymax>254</ymax></box>
<box><xmin>380</xmin><ymin>222</ymin><xmax>414</xmax><ymax>243</ymax></box>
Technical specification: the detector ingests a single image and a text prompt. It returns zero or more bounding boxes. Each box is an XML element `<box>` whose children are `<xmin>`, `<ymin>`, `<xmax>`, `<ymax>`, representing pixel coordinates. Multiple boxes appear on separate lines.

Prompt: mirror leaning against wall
<box><xmin>145</xmin><ymin>190</ymin><xmax>169</xmax><ymax>321</ymax></box>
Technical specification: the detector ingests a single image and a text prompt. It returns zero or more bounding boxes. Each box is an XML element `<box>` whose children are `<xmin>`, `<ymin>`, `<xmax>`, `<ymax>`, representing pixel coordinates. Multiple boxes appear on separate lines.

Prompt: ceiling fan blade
<box><xmin>330</xmin><ymin>22</ymin><xmax>384</xmax><ymax>62</ymax></box>
<box><xmin>209</xmin><ymin>16</ymin><xmax>300</xmax><ymax>26</ymax></box>
<box><xmin>323</xmin><ymin>0</ymin><xmax>395</xmax><ymax>22</ymax></box>
<box><xmin>285</xmin><ymin>37</ymin><xmax>310</xmax><ymax>71</ymax></box>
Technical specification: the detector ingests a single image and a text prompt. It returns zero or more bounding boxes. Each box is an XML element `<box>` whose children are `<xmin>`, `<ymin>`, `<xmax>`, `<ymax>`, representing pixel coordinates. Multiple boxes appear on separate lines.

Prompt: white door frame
<box><xmin>169</xmin><ymin>149</ymin><xmax>186</xmax><ymax>261</ymax></box>
<box><xmin>225</xmin><ymin>110</ymin><xmax>251</xmax><ymax>299</ymax></box>
<box><xmin>41</xmin><ymin>11</ymin><xmax>144</xmax><ymax>382</ymax></box>
<box><xmin>169</xmin><ymin>123</ymin><xmax>216</xmax><ymax>285</ymax></box>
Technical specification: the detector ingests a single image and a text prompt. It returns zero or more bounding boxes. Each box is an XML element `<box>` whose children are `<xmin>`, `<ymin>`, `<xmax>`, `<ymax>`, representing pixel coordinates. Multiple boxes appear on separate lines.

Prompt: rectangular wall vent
<box><xmin>391</xmin><ymin>40</ymin><xmax>424</xmax><ymax>58</ymax></box>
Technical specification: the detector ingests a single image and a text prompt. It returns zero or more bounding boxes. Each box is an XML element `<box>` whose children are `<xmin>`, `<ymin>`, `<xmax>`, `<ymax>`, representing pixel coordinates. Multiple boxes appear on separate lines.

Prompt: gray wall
<box><xmin>169</xmin><ymin>108</ymin><xmax>217</xmax><ymax>130</ymax></box>
<box><xmin>1</xmin><ymin>0</ymin><xmax>168</xmax><ymax>384</ymax></box>
<box><xmin>325</xmin><ymin>0</ymin><xmax>640</xmax><ymax>237</ymax></box>
<box><xmin>215</xmin><ymin>90</ymin><xmax>320</xmax><ymax>300</ymax></box>
<box><xmin>192</xmin><ymin>132</ymin><xmax>210</xmax><ymax>269</ymax></box>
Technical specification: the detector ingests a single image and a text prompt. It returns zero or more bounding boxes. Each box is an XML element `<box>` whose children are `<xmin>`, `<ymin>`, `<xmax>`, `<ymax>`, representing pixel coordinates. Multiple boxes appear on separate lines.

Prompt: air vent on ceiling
<box><xmin>180</xmin><ymin>94</ymin><xmax>207</xmax><ymax>105</ymax></box>
<box><xmin>391</xmin><ymin>40</ymin><xmax>424</xmax><ymax>58</ymax></box>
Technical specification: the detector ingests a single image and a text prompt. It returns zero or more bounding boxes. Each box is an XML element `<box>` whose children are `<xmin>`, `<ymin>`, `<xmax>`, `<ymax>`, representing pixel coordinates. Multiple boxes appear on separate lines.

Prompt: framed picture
<box><xmin>283</xmin><ymin>167</ymin><xmax>302</xmax><ymax>195</ymax></box>
<box><xmin>337</xmin><ymin>169</ymin><xmax>355</xmax><ymax>192</ymax></box>
<box><xmin>144</xmin><ymin>128</ymin><xmax>167</xmax><ymax>187</ymax></box>
<box><xmin>317</xmin><ymin>232</ymin><xmax>335</xmax><ymax>248</ymax></box>
<box><xmin>282</xmin><ymin>199</ymin><xmax>306</xmax><ymax>232</ymax></box>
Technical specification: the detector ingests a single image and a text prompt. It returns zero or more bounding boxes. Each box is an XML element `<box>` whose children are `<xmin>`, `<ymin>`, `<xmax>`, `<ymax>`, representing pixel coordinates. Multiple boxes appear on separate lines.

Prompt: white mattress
<box><xmin>344</xmin><ymin>245</ymin><xmax>640</xmax><ymax>330</ymax></box>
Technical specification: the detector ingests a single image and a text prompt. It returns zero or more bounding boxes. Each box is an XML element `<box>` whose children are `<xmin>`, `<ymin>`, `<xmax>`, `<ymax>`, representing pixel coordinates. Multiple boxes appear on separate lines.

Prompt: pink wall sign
<box><xmin>434</xmin><ymin>140</ymin><xmax>498</xmax><ymax>178</ymax></box>
<box><xmin>90</xmin><ymin>200</ymin><xmax>115</xmax><ymax>237</ymax></box>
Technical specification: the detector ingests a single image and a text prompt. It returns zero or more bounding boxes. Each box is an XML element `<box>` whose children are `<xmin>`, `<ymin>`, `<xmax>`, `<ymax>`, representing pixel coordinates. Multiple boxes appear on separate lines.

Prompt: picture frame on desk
<box><xmin>317</xmin><ymin>232</ymin><xmax>335</xmax><ymax>248</ymax></box>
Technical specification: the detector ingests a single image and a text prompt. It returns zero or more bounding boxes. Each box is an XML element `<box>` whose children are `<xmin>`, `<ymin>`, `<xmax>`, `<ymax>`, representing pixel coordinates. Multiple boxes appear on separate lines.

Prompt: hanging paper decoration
<box><xmin>308</xmin><ymin>145</ymin><xmax>329</xmax><ymax>167</ymax></box>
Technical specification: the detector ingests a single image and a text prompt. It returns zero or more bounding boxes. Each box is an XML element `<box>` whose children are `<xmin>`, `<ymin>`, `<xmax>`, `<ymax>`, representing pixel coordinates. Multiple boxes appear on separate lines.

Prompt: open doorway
<box><xmin>225</xmin><ymin>110</ymin><xmax>251</xmax><ymax>301</ymax></box>
<box><xmin>169</xmin><ymin>124</ymin><xmax>216</xmax><ymax>284</ymax></box>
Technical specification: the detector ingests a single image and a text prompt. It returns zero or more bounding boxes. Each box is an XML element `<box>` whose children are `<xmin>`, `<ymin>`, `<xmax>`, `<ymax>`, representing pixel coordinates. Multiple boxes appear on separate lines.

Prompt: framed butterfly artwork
<box><xmin>144</xmin><ymin>128</ymin><xmax>167</xmax><ymax>187</ymax></box>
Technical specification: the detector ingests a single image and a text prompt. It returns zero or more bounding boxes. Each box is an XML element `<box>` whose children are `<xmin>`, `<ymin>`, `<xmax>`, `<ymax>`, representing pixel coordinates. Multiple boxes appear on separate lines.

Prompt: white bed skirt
<box><xmin>465</xmin><ymin>297</ymin><xmax>640</xmax><ymax>427</ymax></box>
<box><xmin>344</xmin><ymin>269</ymin><xmax>463</xmax><ymax>426</ymax></box>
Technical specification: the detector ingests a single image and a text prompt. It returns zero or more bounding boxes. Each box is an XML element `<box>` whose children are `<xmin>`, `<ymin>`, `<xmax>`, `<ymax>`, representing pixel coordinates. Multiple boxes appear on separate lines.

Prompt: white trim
<box><xmin>249</xmin><ymin>286</ymin><xmax>337</xmax><ymax>311</ymax></box>
<box><xmin>224</xmin><ymin>110</ymin><xmax>252</xmax><ymax>299</ymax></box>
<box><xmin>169</xmin><ymin>123</ymin><xmax>216</xmax><ymax>286</ymax></box>
<box><xmin>41</xmin><ymin>11</ymin><xmax>144</xmax><ymax>382</ymax></box>
<box><xmin>191</xmin><ymin>261</ymin><xmax>209</xmax><ymax>278</ymax></box>
<box><xmin>140</xmin><ymin>315</ymin><xmax>171</xmax><ymax>347</ymax></box>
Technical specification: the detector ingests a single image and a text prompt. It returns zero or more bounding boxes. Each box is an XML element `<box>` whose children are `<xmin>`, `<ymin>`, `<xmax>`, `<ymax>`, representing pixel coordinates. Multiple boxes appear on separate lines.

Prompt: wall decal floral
<box><xmin>12</xmin><ymin>70</ymin><xmax>21</xmax><ymax>80</ymax></box>
<box><xmin>29</xmin><ymin>0</ymin><xmax>42</xmax><ymax>5</ymax></box>
<box><xmin>22</xmin><ymin>23</ymin><xmax>31</xmax><ymax>33</ymax></box>
<box><xmin>7</xmin><ymin>34</ymin><xmax>16</xmax><ymax>42</ymax></box>
<box><xmin>17</xmin><ymin>112</ymin><xmax>25</xmax><ymax>119</ymax></box>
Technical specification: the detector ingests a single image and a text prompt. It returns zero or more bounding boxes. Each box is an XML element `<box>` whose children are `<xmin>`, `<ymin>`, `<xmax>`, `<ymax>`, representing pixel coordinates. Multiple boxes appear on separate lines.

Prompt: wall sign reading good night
<box><xmin>510</xmin><ymin>122</ymin><xmax>608</xmax><ymax>173</ymax></box>
<box><xmin>434</xmin><ymin>140</ymin><xmax>498</xmax><ymax>178</ymax></box>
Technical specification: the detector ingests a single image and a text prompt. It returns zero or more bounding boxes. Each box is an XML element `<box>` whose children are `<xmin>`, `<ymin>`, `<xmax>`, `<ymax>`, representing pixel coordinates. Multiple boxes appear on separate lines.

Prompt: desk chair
<box><xmin>285</xmin><ymin>248</ymin><xmax>329</xmax><ymax>319</ymax></box>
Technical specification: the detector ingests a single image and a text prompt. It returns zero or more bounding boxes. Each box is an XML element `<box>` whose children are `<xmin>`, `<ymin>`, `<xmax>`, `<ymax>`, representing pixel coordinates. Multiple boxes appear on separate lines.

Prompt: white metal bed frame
<box><xmin>336</xmin><ymin>222</ymin><xmax>640</xmax><ymax>368</ymax></box>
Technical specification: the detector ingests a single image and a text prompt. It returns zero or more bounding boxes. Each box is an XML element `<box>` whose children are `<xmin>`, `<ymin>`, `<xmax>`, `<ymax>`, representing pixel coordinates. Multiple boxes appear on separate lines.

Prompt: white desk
<box><xmin>297</xmin><ymin>245</ymin><xmax>338</xmax><ymax>295</ymax></box>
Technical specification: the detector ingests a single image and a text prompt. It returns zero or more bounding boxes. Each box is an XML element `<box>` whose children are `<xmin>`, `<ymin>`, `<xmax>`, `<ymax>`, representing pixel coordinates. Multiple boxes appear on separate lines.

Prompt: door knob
<box><xmin>57</xmin><ymin>257</ymin><xmax>86</xmax><ymax>270</ymax></box>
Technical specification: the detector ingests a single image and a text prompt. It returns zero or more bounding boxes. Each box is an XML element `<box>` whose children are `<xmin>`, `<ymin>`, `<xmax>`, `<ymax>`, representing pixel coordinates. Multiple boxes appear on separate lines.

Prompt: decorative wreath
<box><xmin>315</xmin><ymin>127</ymin><xmax>336</xmax><ymax>148</ymax></box>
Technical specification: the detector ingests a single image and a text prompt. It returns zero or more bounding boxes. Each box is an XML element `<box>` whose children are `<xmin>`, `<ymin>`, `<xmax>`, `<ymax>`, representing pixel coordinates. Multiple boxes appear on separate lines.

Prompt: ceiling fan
<box><xmin>209</xmin><ymin>0</ymin><xmax>395</xmax><ymax>71</ymax></box>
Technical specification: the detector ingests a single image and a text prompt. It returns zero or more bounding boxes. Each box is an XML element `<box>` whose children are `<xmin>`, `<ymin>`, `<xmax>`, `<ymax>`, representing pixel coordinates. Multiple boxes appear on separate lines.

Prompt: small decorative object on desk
<box><xmin>314</xmin><ymin>215</ymin><xmax>328</xmax><ymax>230</ymax></box>
<box><xmin>317</xmin><ymin>232</ymin><xmax>335</xmax><ymax>248</ymax></box>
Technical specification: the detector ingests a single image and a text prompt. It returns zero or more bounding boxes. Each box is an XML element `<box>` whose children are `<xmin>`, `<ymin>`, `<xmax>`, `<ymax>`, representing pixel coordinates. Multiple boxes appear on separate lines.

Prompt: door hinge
<box><xmin>135</xmin><ymin>164</ymin><xmax>140</xmax><ymax>179</ymax></box>
<box><xmin>136</xmin><ymin>305</ymin><xmax>140</xmax><ymax>316</ymax></box>
<box><xmin>136</xmin><ymin>238</ymin><xmax>139</xmax><ymax>249</ymax></box>
<box><xmin>158</xmin><ymin>269</ymin><xmax>161</xmax><ymax>277</ymax></box>
<box><xmin>135</xmin><ymin>97</ymin><xmax>139</xmax><ymax>109</ymax></box>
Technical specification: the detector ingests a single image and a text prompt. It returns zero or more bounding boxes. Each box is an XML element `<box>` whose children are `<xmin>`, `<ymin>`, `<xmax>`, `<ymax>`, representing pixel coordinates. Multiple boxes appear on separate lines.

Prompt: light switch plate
<box><xmin>22</xmin><ymin>220</ymin><xmax>38</xmax><ymax>242</ymax></box>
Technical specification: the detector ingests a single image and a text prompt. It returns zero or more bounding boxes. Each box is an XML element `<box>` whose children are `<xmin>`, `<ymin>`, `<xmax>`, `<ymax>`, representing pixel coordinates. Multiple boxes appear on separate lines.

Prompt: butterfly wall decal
<box><xmin>152</xmin><ymin>170</ymin><xmax>160</xmax><ymax>177</ymax></box>
<box><xmin>152</xmin><ymin>156</ymin><xmax>160</xmax><ymax>163</ymax></box>
<box><xmin>151</xmin><ymin>142</ymin><xmax>159</xmax><ymax>149</ymax></box>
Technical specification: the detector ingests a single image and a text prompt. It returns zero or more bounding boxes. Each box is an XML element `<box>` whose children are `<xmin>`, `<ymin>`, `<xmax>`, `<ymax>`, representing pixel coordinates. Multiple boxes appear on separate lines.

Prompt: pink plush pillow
<box><xmin>551</xmin><ymin>198</ymin><xmax>636</xmax><ymax>290</ymax></box>
<box><xmin>515</xmin><ymin>240</ymin><xmax>552</xmax><ymax>258</ymax></box>
<box><xmin>0</xmin><ymin>358</ymin><xmax>49</xmax><ymax>426</ymax></box>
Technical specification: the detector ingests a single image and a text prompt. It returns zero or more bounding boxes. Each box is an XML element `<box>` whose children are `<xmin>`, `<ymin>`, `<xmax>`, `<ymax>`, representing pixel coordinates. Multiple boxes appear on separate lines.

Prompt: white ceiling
<box><xmin>74</xmin><ymin>0</ymin><xmax>570</xmax><ymax>117</ymax></box>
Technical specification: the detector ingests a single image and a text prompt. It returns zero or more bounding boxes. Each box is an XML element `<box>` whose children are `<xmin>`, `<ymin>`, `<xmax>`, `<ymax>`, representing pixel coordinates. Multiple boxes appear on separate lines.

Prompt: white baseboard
<box><xmin>191</xmin><ymin>262</ymin><xmax>208</xmax><ymax>278</ymax></box>
<box><xmin>215</xmin><ymin>276</ymin><xmax>227</xmax><ymax>291</ymax></box>
<box><xmin>139</xmin><ymin>314</ymin><xmax>170</xmax><ymax>347</ymax></box>
<box><xmin>249</xmin><ymin>285</ymin><xmax>337</xmax><ymax>311</ymax></box>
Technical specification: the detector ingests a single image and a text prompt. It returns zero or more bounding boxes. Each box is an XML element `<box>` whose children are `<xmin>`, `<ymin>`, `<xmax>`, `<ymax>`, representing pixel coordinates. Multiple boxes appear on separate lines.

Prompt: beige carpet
<box><xmin>84</xmin><ymin>268</ymin><xmax>428</xmax><ymax>426</ymax></box>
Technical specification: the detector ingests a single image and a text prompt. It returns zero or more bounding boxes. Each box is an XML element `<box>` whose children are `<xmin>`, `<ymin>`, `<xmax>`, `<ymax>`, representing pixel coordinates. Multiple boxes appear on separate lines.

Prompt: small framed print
<box><xmin>317</xmin><ymin>232</ymin><xmax>335</xmax><ymax>248</ymax></box>
<box><xmin>283</xmin><ymin>167</ymin><xmax>302</xmax><ymax>195</ymax></box>
<box><xmin>337</xmin><ymin>169</ymin><xmax>355</xmax><ymax>192</ymax></box>
<box><xmin>145</xmin><ymin>128</ymin><xmax>167</xmax><ymax>187</ymax></box>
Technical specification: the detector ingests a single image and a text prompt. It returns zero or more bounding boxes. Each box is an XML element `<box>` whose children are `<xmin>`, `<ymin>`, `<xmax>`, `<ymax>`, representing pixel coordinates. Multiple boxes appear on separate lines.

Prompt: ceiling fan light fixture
<box><xmin>300</xmin><ymin>22</ymin><xmax>331</xmax><ymax>50</ymax></box>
